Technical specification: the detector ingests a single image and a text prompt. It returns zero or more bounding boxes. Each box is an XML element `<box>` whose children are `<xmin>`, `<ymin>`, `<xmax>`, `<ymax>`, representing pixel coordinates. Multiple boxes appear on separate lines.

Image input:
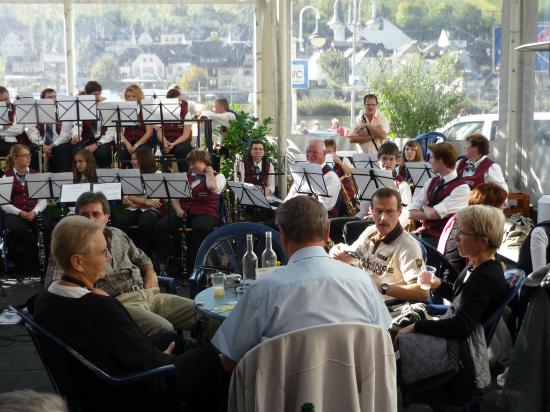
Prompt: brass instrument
<box><xmin>340</xmin><ymin>174</ymin><xmax>359</xmax><ymax>217</ymax></box>
<box><xmin>223</xmin><ymin>187</ymin><xmax>235</xmax><ymax>224</ymax></box>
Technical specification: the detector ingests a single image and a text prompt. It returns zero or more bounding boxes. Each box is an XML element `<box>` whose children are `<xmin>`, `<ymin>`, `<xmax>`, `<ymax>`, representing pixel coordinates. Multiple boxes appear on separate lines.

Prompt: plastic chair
<box><xmin>414</xmin><ymin>131</ymin><xmax>447</xmax><ymax>161</ymax></box>
<box><xmin>11</xmin><ymin>305</ymin><xmax>180</xmax><ymax>412</ymax></box>
<box><xmin>158</xmin><ymin>275</ymin><xmax>178</xmax><ymax>295</ymax></box>
<box><xmin>414</xmin><ymin>234</ymin><xmax>460</xmax><ymax>283</ymax></box>
<box><xmin>188</xmin><ymin>222</ymin><xmax>287</xmax><ymax>298</ymax></box>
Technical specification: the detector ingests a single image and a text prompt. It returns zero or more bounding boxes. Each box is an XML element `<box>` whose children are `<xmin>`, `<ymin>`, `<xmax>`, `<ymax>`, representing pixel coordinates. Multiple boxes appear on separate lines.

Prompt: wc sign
<box><xmin>292</xmin><ymin>60</ymin><xmax>309</xmax><ymax>89</ymax></box>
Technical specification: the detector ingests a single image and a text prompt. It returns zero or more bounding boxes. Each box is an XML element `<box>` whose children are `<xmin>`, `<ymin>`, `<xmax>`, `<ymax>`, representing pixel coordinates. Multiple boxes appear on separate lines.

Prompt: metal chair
<box><xmin>11</xmin><ymin>305</ymin><xmax>181</xmax><ymax>412</ymax></box>
<box><xmin>414</xmin><ymin>131</ymin><xmax>447</xmax><ymax>161</ymax></box>
<box><xmin>188</xmin><ymin>222</ymin><xmax>287</xmax><ymax>298</ymax></box>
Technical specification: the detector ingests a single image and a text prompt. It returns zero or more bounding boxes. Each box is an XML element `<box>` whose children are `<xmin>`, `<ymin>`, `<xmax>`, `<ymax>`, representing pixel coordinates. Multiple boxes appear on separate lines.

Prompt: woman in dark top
<box><xmin>33</xmin><ymin>216</ymin><xmax>221</xmax><ymax>411</ymax></box>
<box><xmin>397</xmin><ymin>205</ymin><xmax>506</xmax><ymax>407</ymax></box>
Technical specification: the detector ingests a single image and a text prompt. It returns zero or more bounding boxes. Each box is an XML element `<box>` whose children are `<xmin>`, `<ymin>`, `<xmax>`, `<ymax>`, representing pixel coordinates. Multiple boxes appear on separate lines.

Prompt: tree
<box><xmin>318</xmin><ymin>49</ymin><xmax>349</xmax><ymax>89</ymax></box>
<box><xmin>366</xmin><ymin>54</ymin><xmax>464</xmax><ymax>138</ymax></box>
<box><xmin>178</xmin><ymin>65</ymin><xmax>208</xmax><ymax>93</ymax></box>
<box><xmin>90</xmin><ymin>55</ymin><xmax>120</xmax><ymax>91</ymax></box>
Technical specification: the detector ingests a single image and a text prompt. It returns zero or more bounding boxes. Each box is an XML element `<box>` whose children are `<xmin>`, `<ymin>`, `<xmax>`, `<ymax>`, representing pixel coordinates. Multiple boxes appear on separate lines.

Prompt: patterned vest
<box><xmin>422</xmin><ymin>176</ymin><xmax>466</xmax><ymax>238</ymax></box>
<box><xmin>179</xmin><ymin>172</ymin><xmax>219</xmax><ymax>218</ymax></box>
<box><xmin>456</xmin><ymin>157</ymin><xmax>494</xmax><ymax>189</ymax></box>
<box><xmin>244</xmin><ymin>158</ymin><xmax>270</xmax><ymax>188</ymax></box>
<box><xmin>5</xmin><ymin>168</ymin><xmax>38</xmax><ymax>211</ymax></box>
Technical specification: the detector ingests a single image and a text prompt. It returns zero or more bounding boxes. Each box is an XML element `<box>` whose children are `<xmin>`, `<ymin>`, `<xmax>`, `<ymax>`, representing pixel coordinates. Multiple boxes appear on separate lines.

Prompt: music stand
<box><xmin>352</xmin><ymin>153</ymin><xmax>379</xmax><ymax>169</ymax></box>
<box><xmin>293</xmin><ymin>154</ymin><xmax>307</xmax><ymax>163</ymax></box>
<box><xmin>60</xmin><ymin>182</ymin><xmax>121</xmax><ymax>203</ymax></box>
<box><xmin>142</xmin><ymin>173</ymin><xmax>191</xmax><ymax>200</ymax></box>
<box><xmin>96</xmin><ymin>168</ymin><xmax>144</xmax><ymax>196</ymax></box>
<box><xmin>0</xmin><ymin>102</ymin><xmax>10</xmax><ymax>126</ymax></box>
<box><xmin>289</xmin><ymin>163</ymin><xmax>329</xmax><ymax>197</ymax></box>
<box><xmin>27</xmin><ymin>172</ymin><xmax>73</xmax><ymax>199</ymax></box>
<box><xmin>0</xmin><ymin>176</ymin><xmax>14</xmax><ymax>205</ymax></box>
<box><xmin>141</xmin><ymin>99</ymin><xmax>181</xmax><ymax>124</ymax></box>
<box><xmin>227</xmin><ymin>181</ymin><xmax>272</xmax><ymax>209</ymax></box>
<box><xmin>98</xmin><ymin>102</ymin><xmax>138</xmax><ymax>127</ymax></box>
<box><xmin>352</xmin><ymin>167</ymin><xmax>394</xmax><ymax>202</ymax></box>
<box><xmin>57</xmin><ymin>95</ymin><xmax>98</xmax><ymax>144</ymax></box>
<box><xmin>406</xmin><ymin>162</ymin><xmax>435</xmax><ymax>190</ymax></box>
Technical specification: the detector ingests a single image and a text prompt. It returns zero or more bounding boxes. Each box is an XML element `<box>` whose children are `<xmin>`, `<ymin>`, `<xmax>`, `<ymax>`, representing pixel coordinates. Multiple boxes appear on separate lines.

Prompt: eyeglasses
<box><xmin>456</xmin><ymin>230</ymin><xmax>482</xmax><ymax>238</ymax></box>
<box><xmin>79</xmin><ymin>211</ymin><xmax>105</xmax><ymax>219</ymax></box>
<box><xmin>78</xmin><ymin>248</ymin><xmax>111</xmax><ymax>258</ymax></box>
<box><xmin>16</xmin><ymin>154</ymin><xmax>31</xmax><ymax>158</ymax></box>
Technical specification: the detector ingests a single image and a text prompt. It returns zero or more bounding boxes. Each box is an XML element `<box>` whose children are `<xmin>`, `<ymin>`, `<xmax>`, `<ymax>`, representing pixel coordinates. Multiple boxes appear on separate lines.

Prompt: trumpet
<box><xmin>340</xmin><ymin>174</ymin><xmax>359</xmax><ymax>217</ymax></box>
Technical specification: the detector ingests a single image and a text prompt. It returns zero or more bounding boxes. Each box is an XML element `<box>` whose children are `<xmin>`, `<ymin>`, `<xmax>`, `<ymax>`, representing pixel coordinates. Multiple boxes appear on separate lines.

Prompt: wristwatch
<box><xmin>380</xmin><ymin>283</ymin><xmax>390</xmax><ymax>295</ymax></box>
<box><xmin>95</xmin><ymin>141</ymin><xmax>103</xmax><ymax>147</ymax></box>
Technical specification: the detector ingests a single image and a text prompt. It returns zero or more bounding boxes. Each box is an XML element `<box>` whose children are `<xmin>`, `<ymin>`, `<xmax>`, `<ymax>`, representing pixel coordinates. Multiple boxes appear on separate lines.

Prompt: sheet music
<box><xmin>140</xmin><ymin>98</ymin><xmax>181</xmax><ymax>123</ymax></box>
<box><xmin>227</xmin><ymin>181</ymin><xmax>271</xmax><ymax>209</ymax></box>
<box><xmin>35</xmin><ymin>99</ymin><xmax>58</xmax><ymax>123</ymax></box>
<box><xmin>0</xmin><ymin>176</ymin><xmax>14</xmax><ymax>205</ymax></box>
<box><xmin>27</xmin><ymin>172</ymin><xmax>74</xmax><ymax>199</ymax></box>
<box><xmin>57</xmin><ymin>95</ymin><xmax>98</xmax><ymax>122</ymax></box>
<box><xmin>293</xmin><ymin>153</ymin><xmax>307</xmax><ymax>163</ymax></box>
<box><xmin>406</xmin><ymin>162</ymin><xmax>435</xmax><ymax>189</ymax></box>
<box><xmin>289</xmin><ymin>162</ymin><xmax>329</xmax><ymax>197</ymax></box>
<box><xmin>352</xmin><ymin>167</ymin><xmax>394</xmax><ymax>201</ymax></box>
<box><xmin>0</xmin><ymin>102</ymin><xmax>11</xmax><ymax>126</ymax></box>
<box><xmin>13</xmin><ymin>98</ymin><xmax>38</xmax><ymax>124</ymax></box>
<box><xmin>96</xmin><ymin>168</ymin><xmax>144</xmax><ymax>195</ymax></box>
<box><xmin>142</xmin><ymin>173</ymin><xmax>191</xmax><ymax>199</ymax></box>
<box><xmin>98</xmin><ymin>101</ymin><xmax>138</xmax><ymax>127</ymax></box>
<box><xmin>352</xmin><ymin>153</ymin><xmax>379</xmax><ymax>169</ymax></box>
<box><xmin>60</xmin><ymin>182</ymin><xmax>121</xmax><ymax>202</ymax></box>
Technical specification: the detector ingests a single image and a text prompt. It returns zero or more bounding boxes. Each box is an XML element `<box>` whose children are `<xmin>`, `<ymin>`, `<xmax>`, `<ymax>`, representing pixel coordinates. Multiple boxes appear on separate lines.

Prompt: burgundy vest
<box><xmin>81</xmin><ymin>120</ymin><xmax>106</xmax><ymax>146</ymax></box>
<box><xmin>162</xmin><ymin>100</ymin><xmax>189</xmax><ymax>143</ymax></box>
<box><xmin>244</xmin><ymin>158</ymin><xmax>270</xmax><ymax>188</ymax></box>
<box><xmin>456</xmin><ymin>157</ymin><xmax>494</xmax><ymax>189</ymax></box>
<box><xmin>422</xmin><ymin>175</ymin><xmax>466</xmax><ymax>238</ymax></box>
<box><xmin>5</xmin><ymin>168</ymin><xmax>38</xmax><ymax>211</ymax></box>
<box><xmin>123</xmin><ymin>111</ymin><xmax>146</xmax><ymax>144</ymax></box>
<box><xmin>8</xmin><ymin>104</ymin><xmax>30</xmax><ymax>145</ymax></box>
<box><xmin>179</xmin><ymin>172</ymin><xmax>219</xmax><ymax>218</ymax></box>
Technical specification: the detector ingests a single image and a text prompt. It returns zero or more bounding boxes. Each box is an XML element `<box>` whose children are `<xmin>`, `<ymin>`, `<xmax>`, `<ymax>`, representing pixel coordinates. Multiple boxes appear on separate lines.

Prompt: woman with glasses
<box><xmin>396</xmin><ymin>205</ymin><xmax>506</xmax><ymax>408</ymax></box>
<box><xmin>33</xmin><ymin>216</ymin><xmax>222</xmax><ymax>411</ymax></box>
<box><xmin>1</xmin><ymin>144</ymin><xmax>52</xmax><ymax>277</ymax></box>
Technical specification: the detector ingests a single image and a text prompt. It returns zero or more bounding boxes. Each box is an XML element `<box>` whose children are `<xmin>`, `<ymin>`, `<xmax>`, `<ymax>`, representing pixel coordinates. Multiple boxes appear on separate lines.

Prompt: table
<box><xmin>194</xmin><ymin>286</ymin><xmax>239</xmax><ymax>321</ymax></box>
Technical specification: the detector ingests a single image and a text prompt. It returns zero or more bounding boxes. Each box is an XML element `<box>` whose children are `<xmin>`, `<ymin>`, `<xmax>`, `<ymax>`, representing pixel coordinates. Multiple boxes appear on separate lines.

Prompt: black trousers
<box><xmin>170</xmin><ymin>141</ymin><xmax>193</xmax><ymax>172</ymax></box>
<box><xmin>49</xmin><ymin>143</ymin><xmax>73</xmax><ymax>172</ymax></box>
<box><xmin>112</xmin><ymin>208</ymin><xmax>160</xmax><ymax>258</ymax></box>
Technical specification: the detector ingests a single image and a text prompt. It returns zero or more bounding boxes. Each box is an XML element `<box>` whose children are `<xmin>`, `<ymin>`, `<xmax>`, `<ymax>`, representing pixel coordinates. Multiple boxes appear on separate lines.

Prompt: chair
<box><xmin>10</xmin><ymin>306</ymin><xmax>180</xmax><ymax>412</ymax></box>
<box><xmin>414</xmin><ymin>131</ymin><xmax>447</xmax><ymax>161</ymax></box>
<box><xmin>188</xmin><ymin>222</ymin><xmax>287</xmax><ymax>298</ymax></box>
<box><xmin>228</xmin><ymin>323</ymin><xmax>397</xmax><ymax>412</ymax></box>
<box><xmin>158</xmin><ymin>275</ymin><xmax>178</xmax><ymax>295</ymax></box>
<box><xmin>414</xmin><ymin>234</ymin><xmax>460</xmax><ymax>283</ymax></box>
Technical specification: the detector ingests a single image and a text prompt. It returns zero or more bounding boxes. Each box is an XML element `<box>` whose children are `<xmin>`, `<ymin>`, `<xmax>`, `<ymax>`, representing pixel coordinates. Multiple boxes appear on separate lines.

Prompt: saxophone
<box><xmin>340</xmin><ymin>174</ymin><xmax>359</xmax><ymax>217</ymax></box>
<box><xmin>179</xmin><ymin>213</ymin><xmax>188</xmax><ymax>279</ymax></box>
<box><xmin>223</xmin><ymin>187</ymin><xmax>234</xmax><ymax>224</ymax></box>
<box><xmin>35</xmin><ymin>214</ymin><xmax>46</xmax><ymax>281</ymax></box>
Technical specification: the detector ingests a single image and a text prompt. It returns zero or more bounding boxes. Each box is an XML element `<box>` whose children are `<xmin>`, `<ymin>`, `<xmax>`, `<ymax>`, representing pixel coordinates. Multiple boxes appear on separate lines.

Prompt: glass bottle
<box><xmin>301</xmin><ymin>403</ymin><xmax>315</xmax><ymax>412</ymax></box>
<box><xmin>242</xmin><ymin>234</ymin><xmax>258</xmax><ymax>280</ymax></box>
<box><xmin>261</xmin><ymin>231</ymin><xmax>277</xmax><ymax>268</ymax></box>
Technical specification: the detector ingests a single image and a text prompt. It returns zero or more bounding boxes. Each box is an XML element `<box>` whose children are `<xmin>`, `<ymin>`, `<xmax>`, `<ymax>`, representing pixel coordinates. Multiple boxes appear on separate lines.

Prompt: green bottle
<box><xmin>301</xmin><ymin>402</ymin><xmax>315</xmax><ymax>412</ymax></box>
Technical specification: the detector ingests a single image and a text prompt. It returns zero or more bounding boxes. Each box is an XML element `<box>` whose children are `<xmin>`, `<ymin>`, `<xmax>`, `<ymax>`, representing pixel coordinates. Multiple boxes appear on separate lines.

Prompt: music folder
<box><xmin>60</xmin><ymin>183</ymin><xmax>121</xmax><ymax>203</ymax></box>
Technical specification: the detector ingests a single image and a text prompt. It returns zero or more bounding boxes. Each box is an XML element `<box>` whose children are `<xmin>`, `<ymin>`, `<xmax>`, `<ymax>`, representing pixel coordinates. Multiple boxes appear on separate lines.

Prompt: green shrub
<box><xmin>297</xmin><ymin>98</ymin><xmax>350</xmax><ymax>116</ymax></box>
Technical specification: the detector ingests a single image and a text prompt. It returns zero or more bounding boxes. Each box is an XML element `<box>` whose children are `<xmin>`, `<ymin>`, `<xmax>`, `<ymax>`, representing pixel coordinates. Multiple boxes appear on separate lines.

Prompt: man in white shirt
<box><xmin>409</xmin><ymin>142</ymin><xmax>470</xmax><ymax>246</ymax></box>
<box><xmin>198</xmin><ymin>98</ymin><xmax>236</xmax><ymax>137</ymax></box>
<box><xmin>348</xmin><ymin>94</ymin><xmax>389</xmax><ymax>154</ymax></box>
<box><xmin>330</xmin><ymin>187</ymin><xmax>427</xmax><ymax>302</ymax></box>
<box><xmin>285</xmin><ymin>139</ymin><xmax>341</xmax><ymax>211</ymax></box>
<box><xmin>212</xmin><ymin>196</ymin><xmax>391</xmax><ymax>371</ymax></box>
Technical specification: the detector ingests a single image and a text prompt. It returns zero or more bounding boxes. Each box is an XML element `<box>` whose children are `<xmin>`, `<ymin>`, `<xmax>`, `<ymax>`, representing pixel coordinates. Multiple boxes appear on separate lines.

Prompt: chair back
<box><xmin>414</xmin><ymin>235</ymin><xmax>460</xmax><ymax>283</ymax></box>
<box><xmin>481</xmin><ymin>269</ymin><xmax>525</xmax><ymax>345</ymax></box>
<box><xmin>189</xmin><ymin>222</ymin><xmax>287</xmax><ymax>298</ymax></box>
<box><xmin>10</xmin><ymin>306</ymin><xmax>178</xmax><ymax>412</ymax></box>
<box><xmin>414</xmin><ymin>131</ymin><xmax>447</xmax><ymax>161</ymax></box>
<box><xmin>228</xmin><ymin>323</ymin><xmax>397</xmax><ymax>412</ymax></box>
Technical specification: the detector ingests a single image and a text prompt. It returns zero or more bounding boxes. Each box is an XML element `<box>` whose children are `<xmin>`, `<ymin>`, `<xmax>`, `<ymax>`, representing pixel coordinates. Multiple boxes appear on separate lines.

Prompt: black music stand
<box><xmin>60</xmin><ymin>183</ymin><xmax>121</xmax><ymax>203</ymax></box>
<box><xmin>27</xmin><ymin>173</ymin><xmax>73</xmax><ymax>200</ymax></box>
<box><xmin>57</xmin><ymin>96</ymin><xmax>98</xmax><ymax>144</ymax></box>
<box><xmin>0</xmin><ymin>102</ymin><xmax>10</xmax><ymax>126</ymax></box>
<box><xmin>97</xmin><ymin>102</ymin><xmax>139</xmax><ymax>168</ymax></box>
<box><xmin>352</xmin><ymin>153</ymin><xmax>379</xmax><ymax>169</ymax></box>
<box><xmin>142</xmin><ymin>173</ymin><xmax>191</xmax><ymax>201</ymax></box>
<box><xmin>228</xmin><ymin>181</ymin><xmax>273</xmax><ymax>221</ymax></box>
<box><xmin>352</xmin><ymin>167</ymin><xmax>394</xmax><ymax>202</ymax></box>
<box><xmin>289</xmin><ymin>163</ymin><xmax>329</xmax><ymax>198</ymax></box>
<box><xmin>14</xmin><ymin>98</ymin><xmax>57</xmax><ymax>125</ymax></box>
<box><xmin>96</xmin><ymin>168</ymin><xmax>144</xmax><ymax>196</ymax></box>
<box><xmin>406</xmin><ymin>162</ymin><xmax>435</xmax><ymax>191</ymax></box>
<box><xmin>0</xmin><ymin>176</ymin><xmax>13</xmax><ymax>205</ymax></box>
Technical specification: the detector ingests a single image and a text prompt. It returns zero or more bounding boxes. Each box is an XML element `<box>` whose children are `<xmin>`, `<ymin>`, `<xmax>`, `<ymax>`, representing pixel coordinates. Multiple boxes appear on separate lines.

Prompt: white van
<box><xmin>439</xmin><ymin>113</ymin><xmax>550</xmax><ymax>145</ymax></box>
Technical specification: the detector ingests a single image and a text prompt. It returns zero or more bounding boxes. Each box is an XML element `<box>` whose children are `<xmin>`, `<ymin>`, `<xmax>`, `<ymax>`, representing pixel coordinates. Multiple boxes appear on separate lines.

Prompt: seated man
<box><xmin>285</xmin><ymin>139</ymin><xmax>341</xmax><ymax>212</ymax></box>
<box><xmin>409</xmin><ymin>142</ymin><xmax>470</xmax><ymax>246</ymax></box>
<box><xmin>212</xmin><ymin>196</ymin><xmax>391</xmax><ymax>371</ymax></box>
<box><xmin>45</xmin><ymin>191</ymin><xmax>200</xmax><ymax>336</ymax></box>
<box><xmin>330</xmin><ymin>187</ymin><xmax>427</xmax><ymax>302</ymax></box>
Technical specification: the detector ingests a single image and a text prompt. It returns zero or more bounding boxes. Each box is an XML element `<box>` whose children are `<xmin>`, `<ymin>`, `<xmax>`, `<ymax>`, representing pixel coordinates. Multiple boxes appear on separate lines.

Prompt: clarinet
<box><xmin>179</xmin><ymin>212</ymin><xmax>188</xmax><ymax>279</ymax></box>
<box><xmin>35</xmin><ymin>214</ymin><xmax>46</xmax><ymax>280</ymax></box>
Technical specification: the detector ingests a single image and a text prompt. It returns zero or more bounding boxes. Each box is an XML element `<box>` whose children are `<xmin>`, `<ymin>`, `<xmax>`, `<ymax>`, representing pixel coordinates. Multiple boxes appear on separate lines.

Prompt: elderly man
<box><xmin>409</xmin><ymin>142</ymin><xmax>470</xmax><ymax>246</ymax></box>
<box><xmin>212</xmin><ymin>196</ymin><xmax>391</xmax><ymax>371</ymax></box>
<box><xmin>348</xmin><ymin>94</ymin><xmax>389</xmax><ymax>154</ymax></box>
<box><xmin>285</xmin><ymin>139</ymin><xmax>341</xmax><ymax>212</ymax></box>
<box><xmin>330</xmin><ymin>187</ymin><xmax>427</xmax><ymax>302</ymax></box>
<box><xmin>45</xmin><ymin>191</ymin><xmax>199</xmax><ymax>336</ymax></box>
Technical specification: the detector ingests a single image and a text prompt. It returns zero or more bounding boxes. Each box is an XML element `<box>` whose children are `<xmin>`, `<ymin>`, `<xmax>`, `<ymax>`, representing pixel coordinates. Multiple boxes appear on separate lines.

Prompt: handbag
<box><xmin>398</xmin><ymin>332</ymin><xmax>460</xmax><ymax>388</ymax></box>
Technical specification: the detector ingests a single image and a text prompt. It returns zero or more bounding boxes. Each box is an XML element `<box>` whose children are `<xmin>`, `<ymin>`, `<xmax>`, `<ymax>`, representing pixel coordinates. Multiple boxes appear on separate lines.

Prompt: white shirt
<box><xmin>251</xmin><ymin>159</ymin><xmax>276</xmax><ymax>195</ymax></box>
<box><xmin>0</xmin><ymin>167</ymin><xmax>47</xmax><ymax>216</ymax></box>
<box><xmin>190</xmin><ymin>173</ymin><xmax>227</xmax><ymax>194</ymax></box>
<box><xmin>409</xmin><ymin>170</ymin><xmax>470</xmax><ymax>219</ymax></box>
<box><xmin>72</xmin><ymin>120</ymin><xmax>115</xmax><ymax>145</ymax></box>
<box><xmin>285</xmin><ymin>162</ymin><xmax>341</xmax><ymax>211</ymax></box>
<box><xmin>211</xmin><ymin>246</ymin><xmax>392</xmax><ymax>362</ymax></box>
<box><xmin>356</xmin><ymin>179</ymin><xmax>412</xmax><ymax>227</ymax></box>
<box><xmin>456</xmin><ymin>156</ymin><xmax>508</xmax><ymax>192</ymax></box>
<box><xmin>531</xmin><ymin>227</ymin><xmax>549</xmax><ymax>272</ymax></box>
<box><xmin>0</xmin><ymin>123</ymin><xmax>39</xmax><ymax>144</ymax></box>
<box><xmin>44</xmin><ymin>122</ymin><xmax>74</xmax><ymax>147</ymax></box>
<box><xmin>352</xmin><ymin>111</ymin><xmax>390</xmax><ymax>154</ymax></box>
<box><xmin>201</xmin><ymin>110</ymin><xmax>236</xmax><ymax>130</ymax></box>
<box><xmin>48</xmin><ymin>280</ymin><xmax>90</xmax><ymax>298</ymax></box>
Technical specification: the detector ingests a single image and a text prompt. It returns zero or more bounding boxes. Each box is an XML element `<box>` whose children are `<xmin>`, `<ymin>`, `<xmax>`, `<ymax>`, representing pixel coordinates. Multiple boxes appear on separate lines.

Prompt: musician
<box><xmin>347</xmin><ymin>94</ymin><xmax>389</xmax><ymax>154</ymax></box>
<box><xmin>112</xmin><ymin>147</ymin><xmax>162</xmax><ymax>258</ymax></box>
<box><xmin>197</xmin><ymin>98</ymin><xmax>236</xmax><ymax>140</ymax></box>
<box><xmin>0</xmin><ymin>86</ymin><xmax>41</xmax><ymax>170</ymax></box>
<box><xmin>409</xmin><ymin>142</ymin><xmax>470</xmax><ymax>246</ymax></box>
<box><xmin>117</xmin><ymin>84</ymin><xmax>154</xmax><ymax>168</ymax></box>
<box><xmin>456</xmin><ymin>133</ymin><xmax>507</xmax><ymax>191</ymax></box>
<box><xmin>243</xmin><ymin>139</ymin><xmax>275</xmax><ymax>196</ymax></box>
<box><xmin>73</xmin><ymin>149</ymin><xmax>97</xmax><ymax>183</ymax></box>
<box><xmin>72</xmin><ymin>81</ymin><xmax>114</xmax><ymax>168</ymax></box>
<box><xmin>324</xmin><ymin>138</ymin><xmax>355</xmax><ymax>218</ymax></box>
<box><xmin>1</xmin><ymin>144</ymin><xmax>52</xmax><ymax>277</ymax></box>
<box><xmin>154</xmin><ymin>149</ymin><xmax>226</xmax><ymax>278</ymax></box>
<box><xmin>398</xmin><ymin>139</ymin><xmax>424</xmax><ymax>189</ymax></box>
<box><xmin>157</xmin><ymin>88</ymin><xmax>193</xmax><ymax>172</ymax></box>
<box><xmin>285</xmin><ymin>139</ymin><xmax>340</xmax><ymax>212</ymax></box>
<box><xmin>38</xmin><ymin>88</ymin><xmax>73</xmax><ymax>172</ymax></box>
